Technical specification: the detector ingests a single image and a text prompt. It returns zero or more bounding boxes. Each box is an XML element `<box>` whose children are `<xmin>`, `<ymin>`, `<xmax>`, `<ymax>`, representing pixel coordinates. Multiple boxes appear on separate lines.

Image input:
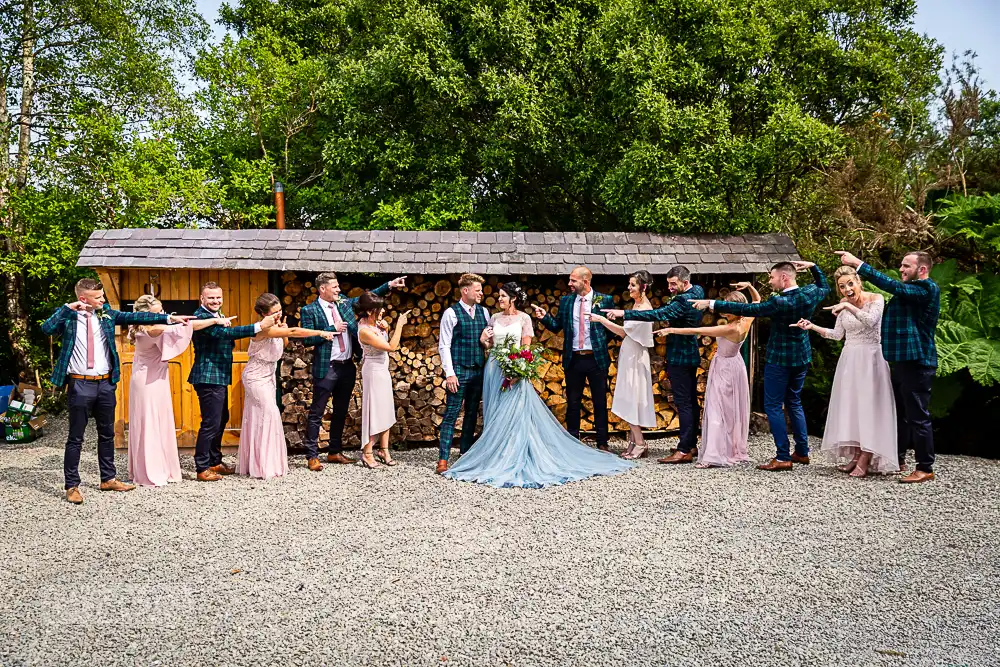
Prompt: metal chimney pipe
<box><xmin>274</xmin><ymin>181</ymin><xmax>286</xmax><ymax>230</ymax></box>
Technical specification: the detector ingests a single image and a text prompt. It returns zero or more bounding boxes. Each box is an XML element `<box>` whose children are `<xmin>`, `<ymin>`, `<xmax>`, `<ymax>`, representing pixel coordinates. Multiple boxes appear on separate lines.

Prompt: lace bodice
<box><xmin>243</xmin><ymin>336</ymin><xmax>284</xmax><ymax>381</ymax></box>
<box><xmin>814</xmin><ymin>295</ymin><xmax>884</xmax><ymax>347</ymax></box>
<box><xmin>490</xmin><ymin>311</ymin><xmax>533</xmax><ymax>346</ymax></box>
<box><xmin>359</xmin><ymin>325</ymin><xmax>388</xmax><ymax>361</ymax></box>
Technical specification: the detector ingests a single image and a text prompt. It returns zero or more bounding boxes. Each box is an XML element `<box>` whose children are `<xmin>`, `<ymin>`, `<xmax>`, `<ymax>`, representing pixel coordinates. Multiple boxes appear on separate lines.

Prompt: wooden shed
<box><xmin>76</xmin><ymin>229</ymin><xmax>801</xmax><ymax>448</ymax></box>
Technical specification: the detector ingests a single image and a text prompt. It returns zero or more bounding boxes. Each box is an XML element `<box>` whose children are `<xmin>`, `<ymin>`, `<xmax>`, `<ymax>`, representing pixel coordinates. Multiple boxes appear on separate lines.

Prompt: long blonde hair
<box><xmin>128</xmin><ymin>294</ymin><xmax>161</xmax><ymax>343</ymax></box>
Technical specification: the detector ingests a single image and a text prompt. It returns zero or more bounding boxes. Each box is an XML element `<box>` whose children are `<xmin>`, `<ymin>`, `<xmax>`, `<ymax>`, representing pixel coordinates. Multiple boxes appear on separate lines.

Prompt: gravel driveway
<box><xmin>1</xmin><ymin>418</ymin><xmax>997</xmax><ymax>667</ymax></box>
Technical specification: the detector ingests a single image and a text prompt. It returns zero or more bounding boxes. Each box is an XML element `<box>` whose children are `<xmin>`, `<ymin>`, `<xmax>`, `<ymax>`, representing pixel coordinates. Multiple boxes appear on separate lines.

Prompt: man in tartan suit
<box><xmin>692</xmin><ymin>261</ymin><xmax>830</xmax><ymax>471</ymax></box>
<box><xmin>837</xmin><ymin>250</ymin><xmax>940</xmax><ymax>484</ymax></box>
<box><xmin>605</xmin><ymin>266</ymin><xmax>705</xmax><ymax>464</ymax></box>
<box><xmin>532</xmin><ymin>266</ymin><xmax>616</xmax><ymax>451</ymax></box>
<box><xmin>41</xmin><ymin>278</ymin><xmax>185</xmax><ymax>504</ymax></box>
<box><xmin>436</xmin><ymin>273</ymin><xmax>490</xmax><ymax>474</ymax></box>
<box><xmin>189</xmin><ymin>281</ymin><xmax>277</xmax><ymax>482</ymax></box>
<box><xmin>299</xmin><ymin>272</ymin><xmax>406</xmax><ymax>471</ymax></box>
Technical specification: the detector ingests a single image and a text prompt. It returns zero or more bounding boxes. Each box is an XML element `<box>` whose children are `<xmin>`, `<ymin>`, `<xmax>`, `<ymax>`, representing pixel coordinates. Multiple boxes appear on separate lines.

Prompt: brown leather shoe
<box><xmin>197</xmin><ymin>469</ymin><xmax>223</xmax><ymax>482</ymax></box>
<box><xmin>209</xmin><ymin>463</ymin><xmax>235</xmax><ymax>476</ymax></box>
<box><xmin>658</xmin><ymin>450</ymin><xmax>695</xmax><ymax>464</ymax></box>
<box><xmin>307</xmin><ymin>457</ymin><xmax>324</xmax><ymax>472</ymax></box>
<box><xmin>790</xmin><ymin>454</ymin><xmax>811</xmax><ymax>464</ymax></box>
<box><xmin>899</xmin><ymin>470</ymin><xmax>935</xmax><ymax>484</ymax></box>
<box><xmin>327</xmin><ymin>452</ymin><xmax>355</xmax><ymax>465</ymax></box>
<box><xmin>66</xmin><ymin>487</ymin><xmax>84</xmax><ymax>504</ymax></box>
<box><xmin>435</xmin><ymin>459</ymin><xmax>449</xmax><ymax>474</ymax></box>
<box><xmin>99</xmin><ymin>479</ymin><xmax>136</xmax><ymax>492</ymax></box>
<box><xmin>757</xmin><ymin>459</ymin><xmax>793</xmax><ymax>471</ymax></box>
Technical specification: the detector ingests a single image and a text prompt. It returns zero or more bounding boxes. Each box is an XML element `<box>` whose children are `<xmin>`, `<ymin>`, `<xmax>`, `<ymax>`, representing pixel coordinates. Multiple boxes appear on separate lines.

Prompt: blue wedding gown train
<box><xmin>443</xmin><ymin>314</ymin><xmax>635</xmax><ymax>488</ymax></box>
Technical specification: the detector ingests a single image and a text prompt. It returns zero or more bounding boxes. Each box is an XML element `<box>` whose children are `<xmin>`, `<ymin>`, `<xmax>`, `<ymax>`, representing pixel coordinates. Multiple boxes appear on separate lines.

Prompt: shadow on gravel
<box><xmin>0</xmin><ymin>465</ymin><xmax>66</xmax><ymax>499</ymax></box>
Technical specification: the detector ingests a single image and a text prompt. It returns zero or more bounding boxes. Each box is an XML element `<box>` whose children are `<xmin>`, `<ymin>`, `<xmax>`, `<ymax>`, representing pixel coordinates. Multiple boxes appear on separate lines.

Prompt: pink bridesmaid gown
<box><xmin>237</xmin><ymin>336</ymin><xmax>289</xmax><ymax>480</ymax></box>
<box><xmin>128</xmin><ymin>324</ymin><xmax>192</xmax><ymax>486</ymax></box>
<box><xmin>698</xmin><ymin>336</ymin><xmax>751</xmax><ymax>466</ymax></box>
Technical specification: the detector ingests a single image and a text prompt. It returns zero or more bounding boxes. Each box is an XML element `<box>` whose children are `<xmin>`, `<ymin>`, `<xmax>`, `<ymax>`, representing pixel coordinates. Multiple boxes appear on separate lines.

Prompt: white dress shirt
<box><xmin>67</xmin><ymin>310</ymin><xmax>111</xmax><ymax>376</ymax></box>
<box><xmin>438</xmin><ymin>301</ymin><xmax>478</xmax><ymax>378</ymax></box>
<box><xmin>319</xmin><ymin>298</ymin><xmax>352</xmax><ymax>361</ymax></box>
<box><xmin>571</xmin><ymin>290</ymin><xmax>595</xmax><ymax>351</ymax></box>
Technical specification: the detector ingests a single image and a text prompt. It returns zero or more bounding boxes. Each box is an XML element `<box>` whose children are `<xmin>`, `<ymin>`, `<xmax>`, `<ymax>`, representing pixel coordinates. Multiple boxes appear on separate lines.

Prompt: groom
<box><xmin>299</xmin><ymin>272</ymin><xmax>407</xmax><ymax>471</ymax></box>
<box><xmin>532</xmin><ymin>266</ymin><xmax>615</xmax><ymax>451</ymax></box>
<box><xmin>436</xmin><ymin>273</ymin><xmax>490</xmax><ymax>474</ymax></box>
<box><xmin>605</xmin><ymin>265</ymin><xmax>704</xmax><ymax>463</ymax></box>
<box><xmin>41</xmin><ymin>278</ymin><xmax>186</xmax><ymax>504</ymax></box>
<box><xmin>836</xmin><ymin>250</ymin><xmax>940</xmax><ymax>483</ymax></box>
<box><xmin>691</xmin><ymin>261</ymin><xmax>829</xmax><ymax>471</ymax></box>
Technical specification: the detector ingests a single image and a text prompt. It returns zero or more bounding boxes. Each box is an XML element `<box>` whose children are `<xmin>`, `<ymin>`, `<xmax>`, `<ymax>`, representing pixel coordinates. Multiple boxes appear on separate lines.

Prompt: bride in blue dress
<box><xmin>443</xmin><ymin>282</ymin><xmax>636</xmax><ymax>488</ymax></box>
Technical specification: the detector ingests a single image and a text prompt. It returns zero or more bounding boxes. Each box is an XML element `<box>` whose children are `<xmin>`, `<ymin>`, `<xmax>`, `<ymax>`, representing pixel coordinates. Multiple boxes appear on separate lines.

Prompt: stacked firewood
<box><xmin>277</xmin><ymin>272</ymin><xmax>731</xmax><ymax>448</ymax></box>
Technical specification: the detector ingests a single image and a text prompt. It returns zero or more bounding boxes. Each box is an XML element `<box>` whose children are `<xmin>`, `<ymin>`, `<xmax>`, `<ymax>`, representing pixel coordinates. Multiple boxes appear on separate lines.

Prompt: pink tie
<box><xmin>329</xmin><ymin>304</ymin><xmax>345</xmax><ymax>352</ymax></box>
<box><xmin>86</xmin><ymin>313</ymin><xmax>96</xmax><ymax>369</ymax></box>
<box><xmin>577</xmin><ymin>298</ymin><xmax>586</xmax><ymax>350</ymax></box>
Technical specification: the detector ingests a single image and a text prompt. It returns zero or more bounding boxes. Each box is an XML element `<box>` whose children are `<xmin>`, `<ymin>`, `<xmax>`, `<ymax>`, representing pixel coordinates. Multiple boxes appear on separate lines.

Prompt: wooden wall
<box><xmin>97</xmin><ymin>268</ymin><xmax>269</xmax><ymax>448</ymax></box>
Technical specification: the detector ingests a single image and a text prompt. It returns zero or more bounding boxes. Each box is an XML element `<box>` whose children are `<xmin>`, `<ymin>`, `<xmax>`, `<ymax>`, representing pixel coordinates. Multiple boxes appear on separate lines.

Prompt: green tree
<box><xmin>0</xmin><ymin>0</ymin><xmax>210</xmax><ymax>379</ymax></box>
<box><xmin>198</xmin><ymin>0</ymin><xmax>941</xmax><ymax>232</ymax></box>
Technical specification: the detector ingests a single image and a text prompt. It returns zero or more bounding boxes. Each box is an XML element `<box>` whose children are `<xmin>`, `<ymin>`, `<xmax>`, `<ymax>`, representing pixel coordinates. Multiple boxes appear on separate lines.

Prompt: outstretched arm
<box><xmin>624</xmin><ymin>298</ymin><xmax>686</xmax><ymax>323</ymax></box>
<box><xmin>589</xmin><ymin>313</ymin><xmax>626</xmax><ymax>338</ymax></box>
<box><xmin>857</xmin><ymin>263</ymin><xmax>935</xmax><ymax>302</ymax></box>
<box><xmin>656</xmin><ymin>323</ymin><xmax>740</xmax><ymax>338</ymax></box>
<box><xmin>299</xmin><ymin>306</ymin><xmax>337</xmax><ymax>347</ymax></box>
<box><xmin>713</xmin><ymin>296</ymin><xmax>784</xmax><ymax>317</ymax></box>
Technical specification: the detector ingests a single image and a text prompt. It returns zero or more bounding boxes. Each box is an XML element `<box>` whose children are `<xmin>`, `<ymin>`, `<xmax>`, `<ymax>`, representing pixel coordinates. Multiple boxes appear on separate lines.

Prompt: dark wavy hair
<box><xmin>499</xmin><ymin>281</ymin><xmax>528</xmax><ymax>309</ymax></box>
<box><xmin>254</xmin><ymin>292</ymin><xmax>281</xmax><ymax>317</ymax></box>
<box><xmin>629</xmin><ymin>270</ymin><xmax>653</xmax><ymax>295</ymax></box>
<box><xmin>353</xmin><ymin>291</ymin><xmax>385</xmax><ymax>319</ymax></box>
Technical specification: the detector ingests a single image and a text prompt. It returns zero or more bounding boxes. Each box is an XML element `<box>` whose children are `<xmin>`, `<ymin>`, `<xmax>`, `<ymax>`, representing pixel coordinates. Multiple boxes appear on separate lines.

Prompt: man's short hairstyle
<box><xmin>316</xmin><ymin>272</ymin><xmax>338</xmax><ymax>288</ymax></box>
<box><xmin>906</xmin><ymin>251</ymin><xmax>934</xmax><ymax>271</ymax></box>
<box><xmin>571</xmin><ymin>266</ymin><xmax>593</xmax><ymax>282</ymax></box>
<box><xmin>75</xmin><ymin>278</ymin><xmax>103</xmax><ymax>295</ymax></box>
<box><xmin>770</xmin><ymin>262</ymin><xmax>796</xmax><ymax>276</ymax></box>
<box><xmin>201</xmin><ymin>281</ymin><xmax>221</xmax><ymax>294</ymax></box>
<box><xmin>665</xmin><ymin>265</ymin><xmax>691</xmax><ymax>282</ymax></box>
<box><xmin>458</xmin><ymin>273</ymin><xmax>484</xmax><ymax>288</ymax></box>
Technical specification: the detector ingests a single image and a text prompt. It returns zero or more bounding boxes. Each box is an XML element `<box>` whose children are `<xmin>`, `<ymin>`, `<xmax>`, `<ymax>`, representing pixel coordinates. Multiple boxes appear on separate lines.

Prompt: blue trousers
<box><xmin>763</xmin><ymin>363</ymin><xmax>809</xmax><ymax>461</ymax></box>
<box><xmin>65</xmin><ymin>378</ymin><xmax>118</xmax><ymax>489</ymax></box>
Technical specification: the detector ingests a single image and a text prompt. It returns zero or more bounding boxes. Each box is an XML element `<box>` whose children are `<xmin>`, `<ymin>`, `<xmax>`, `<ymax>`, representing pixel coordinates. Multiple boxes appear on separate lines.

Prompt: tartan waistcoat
<box><xmin>626</xmin><ymin>285</ymin><xmax>704</xmax><ymax>366</ymax></box>
<box><xmin>858</xmin><ymin>264</ymin><xmax>940</xmax><ymax>367</ymax></box>
<box><xmin>450</xmin><ymin>302</ymin><xmax>488</xmax><ymax>370</ymax></box>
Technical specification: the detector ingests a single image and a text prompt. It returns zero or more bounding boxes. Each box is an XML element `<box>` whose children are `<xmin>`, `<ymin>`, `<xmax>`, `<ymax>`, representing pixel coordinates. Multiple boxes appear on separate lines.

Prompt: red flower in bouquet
<box><xmin>490</xmin><ymin>339</ymin><xmax>545</xmax><ymax>392</ymax></box>
<box><xmin>520</xmin><ymin>349</ymin><xmax>533</xmax><ymax>361</ymax></box>
<box><xmin>508</xmin><ymin>353</ymin><xmax>519</xmax><ymax>360</ymax></box>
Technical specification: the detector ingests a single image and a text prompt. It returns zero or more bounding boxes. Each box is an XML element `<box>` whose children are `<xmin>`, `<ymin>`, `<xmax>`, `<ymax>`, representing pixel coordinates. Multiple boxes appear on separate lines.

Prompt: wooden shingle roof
<box><xmin>77</xmin><ymin>229</ymin><xmax>800</xmax><ymax>275</ymax></box>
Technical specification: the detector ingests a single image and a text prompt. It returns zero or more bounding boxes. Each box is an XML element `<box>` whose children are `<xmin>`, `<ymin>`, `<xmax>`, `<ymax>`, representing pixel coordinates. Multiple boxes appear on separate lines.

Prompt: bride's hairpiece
<box><xmin>500</xmin><ymin>281</ymin><xmax>527</xmax><ymax>308</ymax></box>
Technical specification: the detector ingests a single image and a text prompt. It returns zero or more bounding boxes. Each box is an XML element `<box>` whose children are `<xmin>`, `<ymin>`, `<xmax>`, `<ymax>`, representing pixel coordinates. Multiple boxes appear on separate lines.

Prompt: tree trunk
<box><xmin>3</xmin><ymin>0</ymin><xmax>37</xmax><ymax>380</ymax></box>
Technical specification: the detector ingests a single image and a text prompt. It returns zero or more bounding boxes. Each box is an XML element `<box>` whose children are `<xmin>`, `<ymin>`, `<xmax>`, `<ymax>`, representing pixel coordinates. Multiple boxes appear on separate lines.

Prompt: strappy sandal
<box><xmin>376</xmin><ymin>448</ymin><xmax>398</xmax><ymax>467</ymax></box>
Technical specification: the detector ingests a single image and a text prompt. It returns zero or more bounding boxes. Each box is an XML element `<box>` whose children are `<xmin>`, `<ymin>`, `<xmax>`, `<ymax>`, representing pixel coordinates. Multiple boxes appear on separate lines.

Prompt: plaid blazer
<box><xmin>41</xmin><ymin>304</ymin><xmax>168</xmax><ymax>387</ymax></box>
<box><xmin>858</xmin><ymin>263</ymin><xmax>940</xmax><ymax>367</ymax></box>
<box><xmin>539</xmin><ymin>291</ymin><xmax>615</xmax><ymax>370</ymax></box>
<box><xmin>299</xmin><ymin>282</ymin><xmax>391</xmax><ymax>379</ymax></box>
<box><xmin>624</xmin><ymin>285</ymin><xmax>705</xmax><ymax>366</ymax></box>
<box><xmin>714</xmin><ymin>266</ymin><xmax>830</xmax><ymax>367</ymax></box>
<box><xmin>188</xmin><ymin>306</ymin><xmax>259</xmax><ymax>386</ymax></box>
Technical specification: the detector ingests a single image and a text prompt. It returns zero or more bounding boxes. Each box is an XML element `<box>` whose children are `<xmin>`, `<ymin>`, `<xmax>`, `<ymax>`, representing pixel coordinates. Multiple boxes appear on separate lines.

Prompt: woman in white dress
<box><xmin>588</xmin><ymin>271</ymin><xmax>656</xmax><ymax>459</ymax></box>
<box><xmin>355</xmin><ymin>292</ymin><xmax>409</xmax><ymax>469</ymax></box>
<box><xmin>793</xmin><ymin>266</ymin><xmax>898</xmax><ymax>477</ymax></box>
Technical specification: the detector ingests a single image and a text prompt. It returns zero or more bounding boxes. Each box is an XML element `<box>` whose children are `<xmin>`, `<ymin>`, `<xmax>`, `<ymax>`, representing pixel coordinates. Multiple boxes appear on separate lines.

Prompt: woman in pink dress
<box><xmin>793</xmin><ymin>266</ymin><xmax>898</xmax><ymax>477</ymax></box>
<box><xmin>127</xmin><ymin>295</ymin><xmax>235</xmax><ymax>487</ymax></box>
<box><xmin>355</xmin><ymin>292</ymin><xmax>409</xmax><ymax>469</ymax></box>
<box><xmin>238</xmin><ymin>293</ymin><xmax>335</xmax><ymax>480</ymax></box>
<box><xmin>655</xmin><ymin>284</ymin><xmax>760</xmax><ymax>468</ymax></box>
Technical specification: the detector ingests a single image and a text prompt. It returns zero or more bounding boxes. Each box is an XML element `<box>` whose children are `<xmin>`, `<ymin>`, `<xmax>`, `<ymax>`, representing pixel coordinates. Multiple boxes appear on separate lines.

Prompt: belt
<box><xmin>69</xmin><ymin>373</ymin><xmax>110</xmax><ymax>381</ymax></box>
<box><xmin>573</xmin><ymin>350</ymin><xmax>594</xmax><ymax>356</ymax></box>
<box><xmin>330</xmin><ymin>358</ymin><xmax>354</xmax><ymax>366</ymax></box>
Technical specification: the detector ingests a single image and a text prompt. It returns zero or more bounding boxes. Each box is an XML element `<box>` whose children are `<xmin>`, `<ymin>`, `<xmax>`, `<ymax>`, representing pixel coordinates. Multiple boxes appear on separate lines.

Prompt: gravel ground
<box><xmin>1</xmin><ymin>417</ymin><xmax>998</xmax><ymax>667</ymax></box>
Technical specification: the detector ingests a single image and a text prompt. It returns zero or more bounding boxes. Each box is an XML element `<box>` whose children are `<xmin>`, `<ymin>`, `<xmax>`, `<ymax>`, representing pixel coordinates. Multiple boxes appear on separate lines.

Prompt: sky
<box><xmin>193</xmin><ymin>0</ymin><xmax>1000</xmax><ymax>89</ymax></box>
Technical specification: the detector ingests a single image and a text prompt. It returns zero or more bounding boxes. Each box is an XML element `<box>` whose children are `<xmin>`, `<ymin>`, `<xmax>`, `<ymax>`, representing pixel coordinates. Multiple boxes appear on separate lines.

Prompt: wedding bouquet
<box><xmin>489</xmin><ymin>339</ymin><xmax>546</xmax><ymax>391</ymax></box>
